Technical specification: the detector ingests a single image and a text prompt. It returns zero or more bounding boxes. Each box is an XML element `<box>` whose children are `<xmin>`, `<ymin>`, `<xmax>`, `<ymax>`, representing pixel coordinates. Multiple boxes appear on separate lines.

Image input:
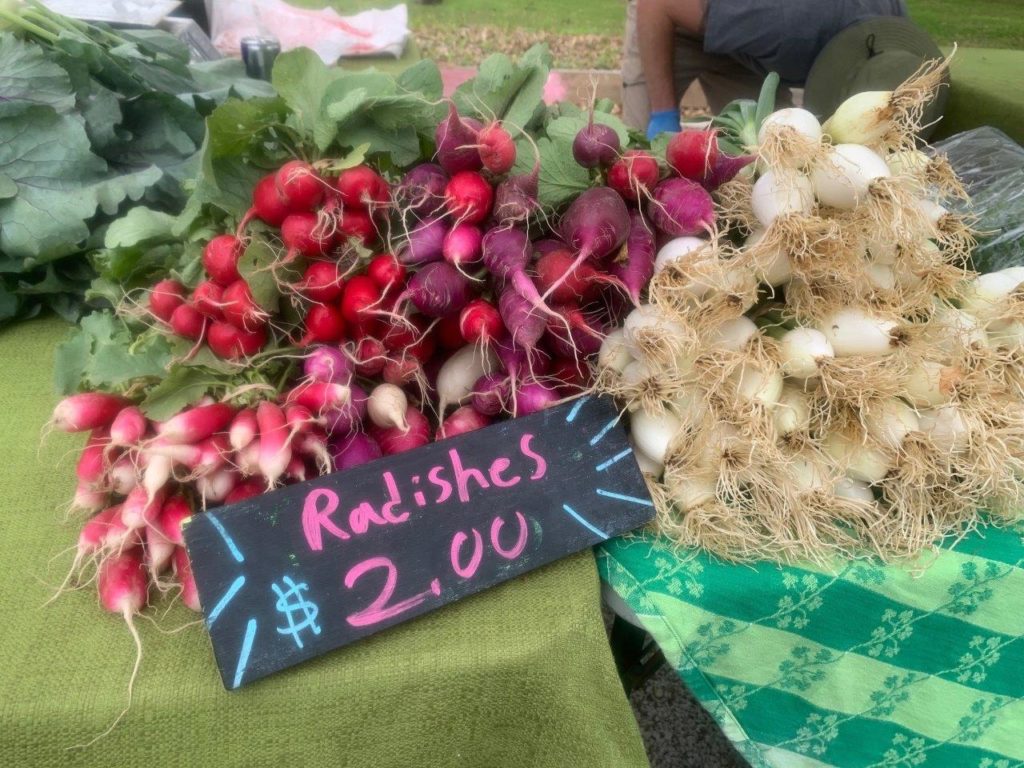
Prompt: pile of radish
<box><xmin>598</xmin><ymin>60</ymin><xmax>1024</xmax><ymax>562</ymax></box>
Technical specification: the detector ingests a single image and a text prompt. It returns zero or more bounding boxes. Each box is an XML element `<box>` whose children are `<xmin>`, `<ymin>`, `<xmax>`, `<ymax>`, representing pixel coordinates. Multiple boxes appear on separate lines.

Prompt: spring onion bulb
<box><xmin>773</xmin><ymin>384</ymin><xmax>812</xmax><ymax>436</ymax></box>
<box><xmin>904</xmin><ymin>359</ymin><xmax>958</xmax><ymax>407</ymax></box>
<box><xmin>960</xmin><ymin>270</ymin><xmax>1023</xmax><ymax>329</ymax></box>
<box><xmin>865</xmin><ymin>263</ymin><xmax>897</xmax><ymax>291</ymax></box>
<box><xmin>630</xmin><ymin>407</ymin><xmax>682</xmax><ymax>464</ymax></box>
<box><xmin>621</xmin><ymin>359</ymin><xmax>654</xmax><ymax>389</ymax></box>
<box><xmin>599</xmin><ymin>329</ymin><xmax>634</xmax><ymax>374</ymax></box>
<box><xmin>779</xmin><ymin>327</ymin><xmax>834</xmax><ymax>378</ymax></box>
<box><xmin>751</xmin><ymin>171</ymin><xmax>814</xmax><ymax>227</ymax></box>
<box><xmin>758</xmin><ymin>108</ymin><xmax>823</xmax><ymax>146</ymax></box>
<box><xmin>697</xmin><ymin>423</ymin><xmax>741</xmax><ymax>470</ymax></box>
<box><xmin>822</xmin><ymin>430</ymin><xmax>892</xmax><ymax>484</ymax></box>
<box><xmin>654</xmin><ymin>237</ymin><xmax>706</xmax><ymax>275</ymax></box>
<box><xmin>886</xmin><ymin>149</ymin><xmax>930</xmax><ymax>176</ymax></box>
<box><xmin>670</xmin><ymin>385</ymin><xmax>709</xmax><ymax>423</ymax></box>
<box><xmin>919</xmin><ymin>405</ymin><xmax>970</xmax><ymax>453</ymax></box>
<box><xmin>811</xmin><ymin>144</ymin><xmax>891</xmax><ymax>210</ymax></box>
<box><xmin>745</xmin><ymin>228</ymin><xmax>793</xmax><ymax>286</ymax></box>
<box><xmin>823</xmin><ymin>90</ymin><xmax>894</xmax><ymax>146</ymax></box>
<box><xmin>630</xmin><ymin>440</ymin><xmax>664</xmax><ymax>479</ymax></box>
<box><xmin>622</xmin><ymin>304</ymin><xmax>688</xmax><ymax>359</ymax></box>
<box><xmin>865</xmin><ymin>235</ymin><xmax>897</xmax><ymax>265</ymax></box>
<box><xmin>931</xmin><ymin>305</ymin><xmax>988</xmax><ymax>351</ymax></box>
<box><xmin>834</xmin><ymin>477</ymin><xmax>876</xmax><ymax>505</ymax></box>
<box><xmin>866</xmin><ymin>398</ymin><xmax>920</xmax><ymax>449</ymax></box>
<box><xmin>789</xmin><ymin>452</ymin><xmax>830</xmax><ymax>495</ymax></box>
<box><xmin>707</xmin><ymin>316</ymin><xmax>759</xmax><ymax>351</ymax></box>
<box><xmin>673</xmin><ymin>474</ymin><xmax>718</xmax><ymax>511</ymax></box>
<box><xmin>989</xmin><ymin>321</ymin><xmax>1024</xmax><ymax>350</ymax></box>
<box><xmin>817</xmin><ymin>308</ymin><xmax>901</xmax><ymax>357</ymax></box>
<box><xmin>729</xmin><ymin>363</ymin><xmax>783</xmax><ymax>406</ymax></box>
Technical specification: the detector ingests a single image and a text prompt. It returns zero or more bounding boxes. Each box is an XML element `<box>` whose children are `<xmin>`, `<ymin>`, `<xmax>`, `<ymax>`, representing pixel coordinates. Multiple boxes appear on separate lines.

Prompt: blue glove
<box><xmin>646</xmin><ymin>109</ymin><xmax>681</xmax><ymax>140</ymax></box>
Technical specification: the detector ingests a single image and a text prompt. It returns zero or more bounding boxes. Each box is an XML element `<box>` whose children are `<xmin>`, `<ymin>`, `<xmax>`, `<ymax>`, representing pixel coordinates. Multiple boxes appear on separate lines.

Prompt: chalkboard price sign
<box><xmin>184</xmin><ymin>396</ymin><xmax>653</xmax><ymax>689</ymax></box>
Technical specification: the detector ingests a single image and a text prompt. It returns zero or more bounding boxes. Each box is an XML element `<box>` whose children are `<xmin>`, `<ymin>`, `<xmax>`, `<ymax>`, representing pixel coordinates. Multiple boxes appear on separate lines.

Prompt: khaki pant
<box><xmin>621</xmin><ymin>0</ymin><xmax>790</xmax><ymax>131</ymax></box>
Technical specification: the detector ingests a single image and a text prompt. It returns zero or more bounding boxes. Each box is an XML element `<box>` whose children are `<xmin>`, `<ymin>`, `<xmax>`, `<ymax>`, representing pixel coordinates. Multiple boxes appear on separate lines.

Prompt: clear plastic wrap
<box><xmin>933</xmin><ymin>126</ymin><xmax>1024</xmax><ymax>273</ymax></box>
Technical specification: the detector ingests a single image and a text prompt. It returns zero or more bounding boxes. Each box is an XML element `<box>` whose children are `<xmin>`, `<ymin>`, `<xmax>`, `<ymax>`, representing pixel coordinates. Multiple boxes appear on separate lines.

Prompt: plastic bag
<box><xmin>933</xmin><ymin>127</ymin><xmax>1024</xmax><ymax>273</ymax></box>
<box><xmin>209</xmin><ymin>0</ymin><xmax>409</xmax><ymax>62</ymax></box>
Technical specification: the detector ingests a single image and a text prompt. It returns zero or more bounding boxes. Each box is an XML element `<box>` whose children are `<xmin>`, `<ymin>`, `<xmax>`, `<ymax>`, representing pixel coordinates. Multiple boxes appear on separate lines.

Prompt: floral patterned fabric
<box><xmin>598</xmin><ymin>523</ymin><xmax>1024</xmax><ymax>768</ymax></box>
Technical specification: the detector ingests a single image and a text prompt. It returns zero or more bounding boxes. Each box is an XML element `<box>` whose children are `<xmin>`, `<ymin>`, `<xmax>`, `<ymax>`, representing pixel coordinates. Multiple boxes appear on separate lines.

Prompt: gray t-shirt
<box><xmin>704</xmin><ymin>0</ymin><xmax>908</xmax><ymax>84</ymax></box>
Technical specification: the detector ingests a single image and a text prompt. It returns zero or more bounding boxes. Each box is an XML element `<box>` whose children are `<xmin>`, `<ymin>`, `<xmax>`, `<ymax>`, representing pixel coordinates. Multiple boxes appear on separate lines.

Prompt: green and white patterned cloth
<box><xmin>599</xmin><ymin>525</ymin><xmax>1024</xmax><ymax>768</ymax></box>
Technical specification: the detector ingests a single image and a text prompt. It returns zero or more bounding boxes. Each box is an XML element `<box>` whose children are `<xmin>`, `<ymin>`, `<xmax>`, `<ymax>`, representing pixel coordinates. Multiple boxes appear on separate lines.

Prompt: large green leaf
<box><xmin>207</xmin><ymin>96</ymin><xmax>289</xmax><ymax>157</ymax></box>
<box><xmin>104</xmin><ymin>206</ymin><xmax>177</xmax><ymax>249</ymax></box>
<box><xmin>453</xmin><ymin>44</ymin><xmax>551</xmax><ymax>132</ymax></box>
<box><xmin>0</xmin><ymin>35</ymin><xmax>75</xmax><ymax>117</ymax></box>
<box><xmin>0</xmin><ymin>106</ymin><xmax>162</xmax><ymax>263</ymax></box>
<box><xmin>271</xmin><ymin>48</ymin><xmax>344</xmax><ymax>148</ymax></box>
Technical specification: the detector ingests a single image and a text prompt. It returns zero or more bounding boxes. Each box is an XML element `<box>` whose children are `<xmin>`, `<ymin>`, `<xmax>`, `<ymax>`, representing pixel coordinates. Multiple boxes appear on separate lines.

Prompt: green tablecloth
<box><xmin>600</xmin><ymin>528</ymin><xmax>1024</xmax><ymax>768</ymax></box>
<box><xmin>0</xmin><ymin>318</ymin><xmax>649</xmax><ymax>767</ymax></box>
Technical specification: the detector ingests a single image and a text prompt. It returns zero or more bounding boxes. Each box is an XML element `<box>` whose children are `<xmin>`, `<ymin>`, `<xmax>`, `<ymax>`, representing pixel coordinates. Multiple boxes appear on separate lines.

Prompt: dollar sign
<box><xmin>272</xmin><ymin>576</ymin><xmax>322</xmax><ymax>649</ymax></box>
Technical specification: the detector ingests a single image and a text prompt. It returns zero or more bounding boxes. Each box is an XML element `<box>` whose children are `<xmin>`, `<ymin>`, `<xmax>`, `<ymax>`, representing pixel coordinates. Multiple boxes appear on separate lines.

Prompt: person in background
<box><xmin>622</xmin><ymin>0</ymin><xmax>907</xmax><ymax>138</ymax></box>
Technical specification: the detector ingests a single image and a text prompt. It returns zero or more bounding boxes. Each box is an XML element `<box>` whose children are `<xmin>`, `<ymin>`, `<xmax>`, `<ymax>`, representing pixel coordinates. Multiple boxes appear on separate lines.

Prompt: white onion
<box><xmin>834</xmin><ymin>477</ymin><xmax>876</xmax><ymax>505</ymax></box>
<box><xmin>822</xmin><ymin>431</ymin><xmax>892</xmax><ymax>484</ymax></box>
<box><xmin>811</xmin><ymin>144</ymin><xmax>891</xmax><ymax>210</ymax></box>
<box><xmin>773</xmin><ymin>384</ymin><xmax>812</xmax><ymax>436</ymax></box>
<box><xmin>697</xmin><ymin>423</ymin><xmax>741</xmax><ymax>469</ymax></box>
<box><xmin>789</xmin><ymin>452</ymin><xmax>829</xmax><ymax>495</ymax></box>
<box><xmin>707</xmin><ymin>316</ymin><xmax>759</xmax><ymax>351</ymax></box>
<box><xmin>729</xmin><ymin>363</ymin><xmax>783</xmax><ymax>406</ymax></box>
<box><xmin>931</xmin><ymin>305</ymin><xmax>988</xmax><ymax>351</ymax></box>
<box><xmin>904</xmin><ymin>360</ymin><xmax>956</xmax><ymax>408</ymax></box>
<box><xmin>920</xmin><ymin>405</ymin><xmax>970</xmax><ymax>453</ymax></box>
<box><xmin>630</xmin><ymin>408</ymin><xmax>682</xmax><ymax>464</ymax></box>
<box><xmin>960</xmin><ymin>270</ymin><xmax>1021</xmax><ymax>328</ymax></box>
<box><xmin>865</xmin><ymin>235</ymin><xmax>897</xmax><ymax>265</ymax></box>
<box><xmin>989</xmin><ymin>321</ymin><xmax>1024</xmax><ymax>350</ymax></box>
<box><xmin>621</xmin><ymin>359</ymin><xmax>654</xmax><ymax>389</ymax></box>
<box><xmin>779</xmin><ymin>327</ymin><xmax>834</xmax><ymax>378</ymax></box>
<box><xmin>630</xmin><ymin>441</ymin><xmax>664</xmax><ymax>479</ymax></box>
<box><xmin>865</xmin><ymin>263</ymin><xmax>896</xmax><ymax>291</ymax></box>
<box><xmin>886</xmin><ymin>149</ymin><xmax>929</xmax><ymax>176</ymax></box>
<box><xmin>866</xmin><ymin>398</ymin><xmax>920</xmax><ymax>449</ymax></box>
<box><xmin>654</xmin><ymin>236</ymin><xmax>707</xmax><ymax>275</ymax></box>
<box><xmin>745</xmin><ymin>228</ymin><xmax>793</xmax><ymax>286</ymax></box>
<box><xmin>674</xmin><ymin>474</ymin><xmax>718</xmax><ymax>511</ymax></box>
<box><xmin>622</xmin><ymin>304</ymin><xmax>687</xmax><ymax>359</ymax></box>
<box><xmin>817</xmin><ymin>308</ymin><xmax>899</xmax><ymax>357</ymax></box>
<box><xmin>751</xmin><ymin>171</ymin><xmax>814</xmax><ymax>227</ymax></box>
<box><xmin>758</xmin><ymin>108</ymin><xmax>823</xmax><ymax>147</ymax></box>
<box><xmin>824</xmin><ymin>90</ymin><xmax>892</xmax><ymax>146</ymax></box>
<box><xmin>598</xmin><ymin>329</ymin><xmax>634</xmax><ymax>374</ymax></box>
<box><xmin>670</xmin><ymin>385</ymin><xmax>709</xmax><ymax>424</ymax></box>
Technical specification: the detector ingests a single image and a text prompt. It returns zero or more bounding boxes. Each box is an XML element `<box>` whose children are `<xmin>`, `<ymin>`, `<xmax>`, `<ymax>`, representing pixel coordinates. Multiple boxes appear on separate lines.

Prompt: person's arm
<box><xmin>636</xmin><ymin>0</ymin><xmax>708</xmax><ymax>137</ymax></box>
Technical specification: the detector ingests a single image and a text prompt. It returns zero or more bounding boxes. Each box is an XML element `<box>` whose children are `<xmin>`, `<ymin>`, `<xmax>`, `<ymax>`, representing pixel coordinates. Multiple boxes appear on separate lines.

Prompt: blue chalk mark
<box><xmin>232</xmin><ymin>618</ymin><xmax>257</xmax><ymax>689</ymax></box>
<box><xmin>596</xmin><ymin>447</ymin><xmax>633</xmax><ymax>472</ymax></box>
<box><xmin>206</xmin><ymin>512</ymin><xmax>244</xmax><ymax>563</ymax></box>
<box><xmin>589</xmin><ymin>415</ymin><xmax>621</xmax><ymax>446</ymax></box>
<box><xmin>207</xmin><ymin>575</ymin><xmax>245</xmax><ymax>627</ymax></box>
<box><xmin>565</xmin><ymin>396</ymin><xmax>590</xmax><ymax>423</ymax></box>
<box><xmin>272</xmin><ymin>576</ymin><xmax>321</xmax><ymax>650</ymax></box>
<box><xmin>596</xmin><ymin>488</ymin><xmax>655</xmax><ymax>507</ymax></box>
<box><xmin>562</xmin><ymin>504</ymin><xmax>610</xmax><ymax>539</ymax></box>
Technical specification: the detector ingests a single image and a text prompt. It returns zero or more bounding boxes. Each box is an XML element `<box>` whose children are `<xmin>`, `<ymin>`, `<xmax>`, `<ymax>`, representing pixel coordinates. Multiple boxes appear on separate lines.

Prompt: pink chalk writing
<box><xmin>450</xmin><ymin>529</ymin><xmax>484</xmax><ymax>579</ymax></box>
<box><xmin>491</xmin><ymin>511</ymin><xmax>529</xmax><ymax>560</ymax></box>
<box><xmin>520</xmin><ymin>434</ymin><xmax>547</xmax><ymax>480</ymax></box>
<box><xmin>302</xmin><ymin>489</ymin><xmax>350</xmax><ymax>551</ymax></box>
<box><xmin>344</xmin><ymin>556</ymin><xmax>442</xmax><ymax>628</ymax></box>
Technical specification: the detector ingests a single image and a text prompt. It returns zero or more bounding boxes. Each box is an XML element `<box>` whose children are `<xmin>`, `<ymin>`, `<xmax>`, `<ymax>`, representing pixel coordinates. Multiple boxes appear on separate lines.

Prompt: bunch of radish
<box><xmin>596</xmin><ymin>58</ymin><xmax>1024</xmax><ymax>563</ymax></box>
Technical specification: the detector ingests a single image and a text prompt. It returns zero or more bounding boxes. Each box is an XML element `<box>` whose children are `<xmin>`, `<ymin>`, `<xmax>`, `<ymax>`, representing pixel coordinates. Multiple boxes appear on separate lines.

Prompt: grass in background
<box><xmin>316</xmin><ymin>0</ymin><xmax>1022</xmax><ymax>67</ymax></box>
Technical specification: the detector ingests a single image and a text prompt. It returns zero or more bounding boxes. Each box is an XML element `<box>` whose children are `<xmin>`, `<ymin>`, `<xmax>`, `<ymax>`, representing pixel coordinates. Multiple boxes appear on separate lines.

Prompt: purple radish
<box><xmin>398</xmin><ymin>217</ymin><xmax>448</xmax><ymax>266</ymax></box>
<box><xmin>647</xmin><ymin>178</ymin><xmax>715</xmax><ymax>237</ymax></box>
<box><xmin>573</xmin><ymin>123</ymin><xmax>620</xmax><ymax>168</ymax></box>
<box><xmin>395</xmin><ymin>163</ymin><xmax>448</xmax><ymax>218</ymax></box>
<box><xmin>607</xmin><ymin>210</ymin><xmax>656</xmax><ymax>305</ymax></box>
<box><xmin>435</xmin><ymin>103</ymin><xmax>483</xmax><ymax>175</ymax></box>
<box><xmin>401</xmin><ymin>262</ymin><xmax>474</xmax><ymax>318</ymax></box>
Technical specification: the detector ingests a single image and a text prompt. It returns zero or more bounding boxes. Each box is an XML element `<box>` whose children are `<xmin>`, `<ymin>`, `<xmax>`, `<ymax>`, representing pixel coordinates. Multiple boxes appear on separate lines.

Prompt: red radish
<box><xmin>172</xmin><ymin>547</ymin><xmax>201</xmax><ymax>611</ymax></box>
<box><xmin>295</xmin><ymin>429</ymin><xmax>332</xmax><ymax>473</ymax></box>
<box><xmin>435</xmin><ymin>104</ymin><xmax>484</xmax><ymax>175</ymax></box>
<box><xmin>149</xmin><ymin>280</ymin><xmax>186</xmax><ymax>322</ymax></box>
<box><xmin>75</xmin><ymin>505</ymin><xmax>121</xmax><ymax>568</ymax></box>
<box><xmin>230</xmin><ymin>409</ymin><xmax>259</xmax><ymax>451</ymax></box>
<box><xmin>282</xmin><ymin>212</ymin><xmax>333</xmax><ymax>259</ymax></box>
<box><xmin>546</xmin><ymin>303</ymin><xmax>604</xmax><ymax>357</ymax></box>
<box><xmin>335</xmin><ymin>165</ymin><xmax>388</xmax><ymax>210</ymax></box>
<box><xmin>303</xmin><ymin>346</ymin><xmax>353</xmax><ymax>384</ymax></box>
<box><xmin>398</xmin><ymin>217</ymin><xmax>448</xmax><ymax>266</ymax></box>
<box><xmin>515</xmin><ymin>381</ymin><xmax>560</xmax><ymax>415</ymax></box>
<box><xmin>406</xmin><ymin>327</ymin><xmax>438</xmax><ymax>364</ymax></box>
<box><xmin>257</xmin><ymin>401</ymin><xmax>290</xmax><ymax>488</ymax></box>
<box><xmin>109</xmin><ymin>455</ymin><xmax>138</xmax><ymax>496</ymax></box>
<box><xmin>236</xmin><ymin>440</ymin><xmax>261</xmax><ymax>476</ymax></box>
<box><xmin>275</xmin><ymin>160</ymin><xmax>324</xmax><ymax>211</ymax></box>
<box><xmin>102</xmin><ymin>506</ymin><xmax>140</xmax><ymax>552</ymax></box>
<box><xmin>367</xmin><ymin>253</ymin><xmax>406</xmax><ymax>293</ymax></box>
<box><xmin>73</xmin><ymin>481</ymin><xmax>108</xmax><ymax>514</ymax></box>
<box><xmin>608</xmin><ymin>150</ymin><xmax>660</xmax><ymax>201</ymax></box>
<box><xmin>300</xmin><ymin>261</ymin><xmax>345</xmax><ymax>303</ymax></box>
<box><xmin>170</xmin><ymin>303</ymin><xmax>205</xmax><ymax>341</ymax></box>
<box><xmin>285</xmin><ymin>455</ymin><xmax>308</xmax><ymax>482</ymax></box>
<box><xmin>383</xmin><ymin>356</ymin><xmax>423</xmax><ymax>387</ymax></box>
<box><xmin>339</xmin><ymin>207</ymin><xmax>377</xmax><ymax>245</ymax></box>
<box><xmin>122</xmin><ymin>485</ymin><xmax>164</xmax><ymax>530</ymax></box>
<box><xmin>371</xmin><ymin>406</ymin><xmax>430</xmax><ymax>455</ymax></box>
<box><xmin>157</xmin><ymin>495</ymin><xmax>192</xmax><ymax>546</ymax></box>
<box><xmin>110</xmin><ymin>406</ymin><xmax>147</xmax><ymax>448</ymax></box>
<box><xmin>437</xmin><ymin>313</ymin><xmax>466</xmax><ymax>350</ymax></box>
<box><xmin>666</xmin><ymin>129</ymin><xmax>718</xmax><ymax>181</ymax></box>
<box><xmin>51</xmin><ymin>393</ymin><xmax>126</xmax><ymax>433</ymax></box>
<box><xmin>285</xmin><ymin>381</ymin><xmax>351</xmax><ymax>413</ymax></box>
<box><xmin>197</xmin><ymin>467</ymin><xmax>238</xmax><ymax>503</ymax></box>
<box><xmin>225</xmin><ymin>478</ymin><xmax>264</xmax><ymax>505</ymax></box>
<box><xmin>443</xmin><ymin>223</ymin><xmax>483</xmax><ymax>267</ymax></box>
<box><xmin>477</xmin><ymin>123</ymin><xmax>516</xmax><ymax>174</ymax></box>
<box><xmin>246</xmin><ymin>174</ymin><xmax>290</xmax><ymax>228</ymax></box>
<box><xmin>76</xmin><ymin>433</ymin><xmax>109</xmax><ymax>487</ymax></box>
<box><xmin>459</xmin><ymin>299</ymin><xmax>504</xmax><ymax>344</ymax></box>
<box><xmin>340</xmin><ymin>275</ymin><xmax>382</xmax><ymax>329</ymax></box>
<box><xmin>355</xmin><ymin>337</ymin><xmax>387</xmax><ymax>376</ymax></box>
<box><xmin>437</xmin><ymin>406</ymin><xmax>491</xmax><ymax>440</ymax></box>
<box><xmin>285</xmin><ymin>404</ymin><xmax>316</xmax><ymax>435</ymax></box>
<box><xmin>381</xmin><ymin>315</ymin><xmax>424</xmax><ymax>352</ymax></box>
<box><xmin>395</xmin><ymin>163</ymin><xmax>448</xmax><ymax>218</ymax></box>
<box><xmin>330</xmin><ymin>432</ymin><xmax>382</xmax><ymax>469</ymax></box>
<box><xmin>208</xmin><ymin>321</ymin><xmax>266</xmax><ymax>359</ymax></box>
<box><xmin>445</xmin><ymin>171</ymin><xmax>493</xmax><ymax>225</ymax></box>
<box><xmin>302</xmin><ymin>304</ymin><xmax>346</xmax><ymax>344</ymax></box>
<box><xmin>146</xmin><ymin>440</ymin><xmax>202</xmax><ymax>468</ymax></box>
<box><xmin>607</xmin><ymin>210</ymin><xmax>656</xmax><ymax>305</ymax></box>
<box><xmin>534</xmin><ymin>249</ymin><xmax>602</xmax><ymax>304</ymax></box>
<box><xmin>202</xmin><ymin>235</ymin><xmax>243</xmax><ymax>286</ymax></box>
<box><xmin>221</xmin><ymin>280</ymin><xmax>266</xmax><ymax>332</ymax></box>
<box><xmin>573</xmin><ymin>121</ymin><xmax>620</xmax><ymax>168</ymax></box>
<box><xmin>550</xmin><ymin>358</ymin><xmax>592</xmax><ymax>392</ymax></box>
<box><xmin>98</xmin><ymin>548</ymin><xmax>148</xmax><ymax>618</ymax></box>
<box><xmin>145</xmin><ymin>523</ymin><xmax>174</xmax><ymax>577</ymax></box>
<box><xmin>323</xmin><ymin>383</ymin><xmax>367</xmax><ymax>435</ymax></box>
<box><xmin>195</xmin><ymin>434</ymin><xmax>231</xmax><ymax>476</ymax></box>
<box><xmin>159</xmin><ymin>403</ymin><xmax>234</xmax><ymax>443</ymax></box>
<box><xmin>192</xmin><ymin>280</ymin><xmax>224</xmax><ymax>319</ymax></box>
<box><xmin>647</xmin><ymin>178</ymin><xmax>715</xmax><ymax>237</ymax></box>
<box><xmin>472</xmin><ymin>372</ymin><xmax>510</xmax><ymax>416</ymax></box>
